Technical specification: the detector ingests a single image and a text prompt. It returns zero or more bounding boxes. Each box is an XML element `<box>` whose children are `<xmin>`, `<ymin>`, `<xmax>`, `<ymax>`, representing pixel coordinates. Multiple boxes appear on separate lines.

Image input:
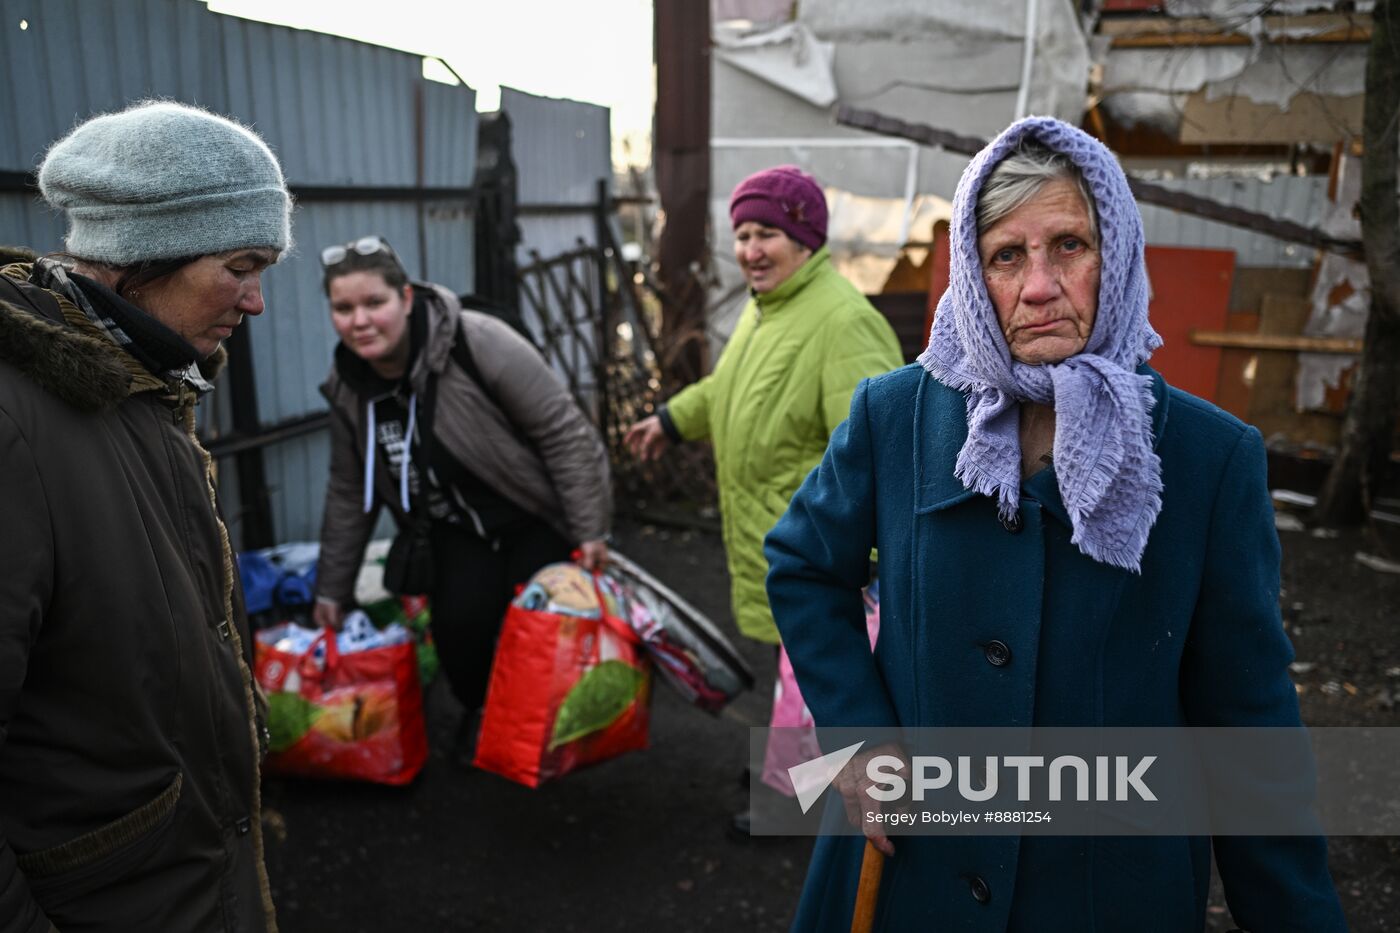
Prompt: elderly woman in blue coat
<box><xmin>764</xmin><ymin>117</ymin><xmax>1346</xmax><ymax>931</ymax></box>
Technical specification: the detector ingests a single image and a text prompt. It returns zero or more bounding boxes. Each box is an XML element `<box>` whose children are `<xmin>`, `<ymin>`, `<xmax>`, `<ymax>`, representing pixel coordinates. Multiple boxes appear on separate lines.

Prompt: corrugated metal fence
<box><xmin>1</xmin><ymin>0</ymin><xmax>478</xmax><ymax>549</ymax></box>
<box><xmin>1139</xmin><ymin>175</ymin><xmax>1330</xmax><ymax>270</ymax></box>
<box><xmin>502</xmin><ymin>87</ymin><xmax>618</xmax><ymax>415</ymax></box>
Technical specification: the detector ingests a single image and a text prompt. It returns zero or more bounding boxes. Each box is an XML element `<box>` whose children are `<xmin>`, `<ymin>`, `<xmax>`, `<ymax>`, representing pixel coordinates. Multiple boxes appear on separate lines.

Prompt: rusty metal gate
<box><xmin>515</xmin><ymin>226</ymin><xmax>718</xmax><ymax>519</ymax></box>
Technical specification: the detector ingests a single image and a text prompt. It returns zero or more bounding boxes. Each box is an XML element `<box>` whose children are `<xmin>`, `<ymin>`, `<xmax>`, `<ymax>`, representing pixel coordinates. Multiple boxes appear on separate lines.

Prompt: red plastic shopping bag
<box><xmin>473</xmin><ymin>565</ymin><xmax>651</xmax><ymax>788</ymax></box>
<box><xmin>255</xmin><ymin>623</ymin><xmax>428</xmax><ymax>785</ymax></box>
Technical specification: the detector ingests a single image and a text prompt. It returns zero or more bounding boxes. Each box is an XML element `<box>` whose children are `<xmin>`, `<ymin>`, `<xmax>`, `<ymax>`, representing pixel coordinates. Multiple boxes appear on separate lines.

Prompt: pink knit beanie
<box><xmin>728</xmin><ymin>165</ymin><xmax>828</xmax><ymax>250</ymax></box>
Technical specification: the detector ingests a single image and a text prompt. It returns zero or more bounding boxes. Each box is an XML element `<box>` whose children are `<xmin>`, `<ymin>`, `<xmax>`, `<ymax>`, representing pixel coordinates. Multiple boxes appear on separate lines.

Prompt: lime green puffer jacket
<box><xmin>665</xmin><ymin>247</ymin><xmax>903</xmax><ymax>643</ymax></box>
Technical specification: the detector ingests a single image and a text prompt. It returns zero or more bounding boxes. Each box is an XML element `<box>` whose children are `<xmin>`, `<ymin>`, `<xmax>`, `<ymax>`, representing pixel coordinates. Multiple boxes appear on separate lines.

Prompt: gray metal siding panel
<box><xmin>0</xmin><ymin>192</ymin><xmax>64</xmax><ymax>252</ymax></box>
<box><xmin>1140</xmin><ymin>175</ymin><xmax>1327</xmax><ymax>268</ymax></box>
<box><xmin>422</xmin><ymin>81</ymin><xmax>478</xmax><ymax>188</ymax></box>
<box><xmin>501</xmin><ymin>88</ymin><xmax>611</xmax><ymax>410</ymax></box>
<box><xmin>1</xmin><ymin>0</ymin><xmax>480</xmax><ymax>549</ymax></box>
<box><xmin>252</xmin><ymin>433</ymin><xmax>395</xmax><ymax>550</ymax></box>
<box><xmin>0</xmin><ymin>0</ymin><xmax>227</xmax><ymax>169</ymax></box>
<box><xmin>2</xmin><ymin>0</ymin><xmax>460</xmax><ymax>187</ymax></box>
<box><xmin>502</xmin><ymin>87</ymin><xmax>612</xmax><ymax>206</ymax></box>
<box><xmin>516</xmin><ymin>214</ymin><xmax>596</xmax><ymax>271</ymax></box>
<box><xmin>260</xmin><ymin>432</ymin><xmax>332</xmax><ymax>548</ymax></box>
<box><xmin>423</xmin><ymin>202</ymin><xmax>475</xmax><ymax>295</ymax></box>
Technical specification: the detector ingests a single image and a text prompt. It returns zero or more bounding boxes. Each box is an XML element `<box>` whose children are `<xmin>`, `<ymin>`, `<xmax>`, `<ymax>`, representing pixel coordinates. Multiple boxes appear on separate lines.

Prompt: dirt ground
<box><xmin>262</xmin><ymin>514</ymin><xmax>1399</xmax><ymax>932</ymax></box>
<box><xmin>1235</xmin><ymin>516</ymin><xmax>1400</xmax><ymax>933</ymax></box>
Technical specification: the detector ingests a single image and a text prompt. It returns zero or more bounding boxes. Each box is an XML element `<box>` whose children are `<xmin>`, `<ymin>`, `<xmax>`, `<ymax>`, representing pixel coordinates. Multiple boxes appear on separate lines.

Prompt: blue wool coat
<box><xmin>765</xmin><ymin>364</ymin><xmax>1346</xmax><ymax>932</ymax></box>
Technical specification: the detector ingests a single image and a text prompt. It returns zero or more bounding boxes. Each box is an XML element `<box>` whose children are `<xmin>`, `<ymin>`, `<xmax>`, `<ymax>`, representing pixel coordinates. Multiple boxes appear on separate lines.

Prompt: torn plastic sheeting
<box><xmin>1099</xmin><ymin>91</ymin><xmax>1190</xmax><ymax>135</ymax></box>
<box><xmin>1099</xmin><ymin>36</ymin><xmax>1365</xmax><ymax>110</ymax></box>
<box><xmin>801</xmin><ymin>0</ymin><xmax>1048</xmax><ymax>41</ymax></box>
<box><xmin>825</xmin><ymin>187</ymin><xmax>951</xmax><ymax>256</ymax></box>
<box><xmin>1025</xmin><ymin>0</ymin><xmax>1093</xmax><ymax>122</ymax></box>
<box><xmin>1298</xmin><ymin>153</ymin><xmax>1366</xmax><ymax>412</ymax></box>
<box><xmin>715</xmin><ymin>22</ymin><xmax>838</xmax><ymax>107</ymax></box>
<box><xmin>712</xmin><ymin>0</ymin><xmax>793</xmax><ymax>26</ymax></box>
<box><xmin>831</xmin><ymin>34</ymin><xmax>1024</xmax><ymax>97</ymax></box>
<box><xmin>1296</xmin><ymin>255</ymin><xmax>1364</xmax><ymax>411</ymax></box>
<box><xmin>1202</xmin><ymin>44</ymin><xmax>1366</xmax><ymax>109</ymax></box>
<box><xmin>799</xmin><ymin>0</ymin><xmax>1088</xmax><ymax>124</ymax></box>
<box><xmin>1101</xmin><ymin>45</ymin><xmax>1255</xmax><ymax>96</ymax></box>
<box><xmin>824</xmin><ymin>187</ymin><xmax>952</xmax><ymax>294</ymax></box>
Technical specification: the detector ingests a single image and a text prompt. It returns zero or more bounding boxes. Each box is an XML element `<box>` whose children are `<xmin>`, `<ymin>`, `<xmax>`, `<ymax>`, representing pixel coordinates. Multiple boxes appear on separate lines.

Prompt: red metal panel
<box><xmin>1144</xmin><ymin>245</ymin><xmax>1235</xmax><ymax>403</ymax></box>
<box><xmin>923</xmin><ymin>219</ymin><xmax>951</xmax><ymax>346</ymax></box>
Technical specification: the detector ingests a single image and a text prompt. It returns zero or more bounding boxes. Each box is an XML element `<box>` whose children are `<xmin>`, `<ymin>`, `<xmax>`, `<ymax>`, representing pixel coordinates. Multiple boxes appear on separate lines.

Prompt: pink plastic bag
<box><xmin>761</xmin><ymin>585</ymin><xmax>880</xmax><ymax>796</ymax></box>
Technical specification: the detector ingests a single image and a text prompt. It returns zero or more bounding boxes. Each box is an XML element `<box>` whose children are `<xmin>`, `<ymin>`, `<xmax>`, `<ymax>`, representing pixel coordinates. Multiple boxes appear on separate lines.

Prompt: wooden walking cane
<box><xmin>850</xmin><ymin>839</ymin><xmax>886</xmax><ymax>933</ymax></box>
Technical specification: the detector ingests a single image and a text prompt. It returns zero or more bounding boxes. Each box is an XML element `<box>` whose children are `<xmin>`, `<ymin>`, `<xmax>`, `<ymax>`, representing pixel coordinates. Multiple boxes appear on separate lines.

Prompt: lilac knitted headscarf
<box><xmin>918</xmin><ymin>117</ymin><xmax>1163</xmax><ymax>572</ymax></box>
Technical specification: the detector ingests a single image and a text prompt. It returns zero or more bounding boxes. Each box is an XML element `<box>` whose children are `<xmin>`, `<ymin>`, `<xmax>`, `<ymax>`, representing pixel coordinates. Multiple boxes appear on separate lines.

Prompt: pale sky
<box><xmin>207</xmin><ymin>0</ymin><xmax>655</xmax><ymax>166</ymax></box>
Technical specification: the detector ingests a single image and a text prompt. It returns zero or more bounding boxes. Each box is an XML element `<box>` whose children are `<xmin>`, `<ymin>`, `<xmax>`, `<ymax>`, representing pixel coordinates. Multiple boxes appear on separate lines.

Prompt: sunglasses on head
<box><xmin>320</xmin><ymin>235</ymin><xmax>401</xmax><ymax>268</ymax></box>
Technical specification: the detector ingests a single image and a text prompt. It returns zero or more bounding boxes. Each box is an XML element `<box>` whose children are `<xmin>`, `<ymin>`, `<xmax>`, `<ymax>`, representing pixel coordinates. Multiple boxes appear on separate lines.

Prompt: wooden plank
<box><xmin>1189</xmin><ymin>332</ymin><xmax>1364</xmax><ymax>353</ymax></box>
<box><xmin>1100</xmin><ymin>0</ymin><xmax>1165</xmax><ymax>12</ymax></box>
<box><xmin>1099</xmin><ymin>12</ymin><xmax>1370</xmax><ymax>40</ymax></box>
<box><xmin>1179</xmin><ymin>91</ymin><xmax>1364</xmax><ymax>145</ymax></box>
<box><xmin>1111</xmin><ymin>32</ymin><xmax>1253</xmax><ymax>48</ymax></box>
<box><xmin>1109</xmin><ymin>25</ymin><xmax>1370</xmax><ymax>48</ymax></box>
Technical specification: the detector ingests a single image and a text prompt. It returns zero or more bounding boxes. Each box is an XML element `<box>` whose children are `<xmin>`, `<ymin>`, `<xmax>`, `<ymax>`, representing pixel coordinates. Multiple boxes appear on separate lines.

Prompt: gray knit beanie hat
<box><xmin>38</xmin><ymin>100</ymin><xmax>292</xmax><ymax>265</ymax></box>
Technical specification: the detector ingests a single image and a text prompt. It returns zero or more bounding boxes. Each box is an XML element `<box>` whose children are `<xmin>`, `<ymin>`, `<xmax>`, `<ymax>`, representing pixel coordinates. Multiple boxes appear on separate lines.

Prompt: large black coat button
<box><xmin>968</xmin><ymin>874</ymin><xmax>992</xmax><ymax>904</ymax></box>
<box><xmin>984</xmin><ymin>640</ymin><xmax>1011</xmax><ymax>667</ymax></box>
<box><xmin>1000</xmin><ymin>512</ymin><xmax>1022</xmax><ymax>533</ymax></box>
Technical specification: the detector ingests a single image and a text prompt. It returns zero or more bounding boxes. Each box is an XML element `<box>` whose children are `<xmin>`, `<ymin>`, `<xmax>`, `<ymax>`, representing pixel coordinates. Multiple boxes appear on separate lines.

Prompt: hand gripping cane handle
<box><xmin>850</xmin><ymin>839</ymin><xmax>885</xmax><ymax>933</ymax></box>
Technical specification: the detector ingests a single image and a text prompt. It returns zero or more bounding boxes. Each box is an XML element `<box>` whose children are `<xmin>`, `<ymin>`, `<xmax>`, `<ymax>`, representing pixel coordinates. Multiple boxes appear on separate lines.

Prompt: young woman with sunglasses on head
<box><xmin>311</xmin><ymin>238</ymin><xmax>611</xmax><ymax>757</ymax></box>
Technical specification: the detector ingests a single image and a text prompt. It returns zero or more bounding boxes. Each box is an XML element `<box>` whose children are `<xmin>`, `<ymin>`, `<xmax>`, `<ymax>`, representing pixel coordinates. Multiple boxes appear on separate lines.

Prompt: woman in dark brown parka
<box><xmin>0</xmin><ymin>100</ymin><xmax>290</xmax><ymax>933</ymax></box>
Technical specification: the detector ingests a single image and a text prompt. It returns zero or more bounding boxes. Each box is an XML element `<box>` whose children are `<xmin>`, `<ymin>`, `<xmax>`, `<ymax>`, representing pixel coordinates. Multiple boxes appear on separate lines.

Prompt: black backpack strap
<box><xmin>448</xmin><ymin>319</ymin><xmax>491</xmax><ymax>402</ymax></box>
<box><xmin>445</xmin><ymin>318</ymin><xmax>535</xmax><ymax>454</ymax></box>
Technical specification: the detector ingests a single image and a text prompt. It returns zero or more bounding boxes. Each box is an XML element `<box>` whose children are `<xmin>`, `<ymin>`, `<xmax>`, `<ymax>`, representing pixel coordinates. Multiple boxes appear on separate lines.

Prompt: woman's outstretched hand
<box><xmin>624</xmin><ymin>415</ymin><xmax>670</xmax><ymax>462</ymax></box>
<box><xmin>577</xmin><ymin>539</ymin><xmax>609</xmax><ymax>571</ymax></box>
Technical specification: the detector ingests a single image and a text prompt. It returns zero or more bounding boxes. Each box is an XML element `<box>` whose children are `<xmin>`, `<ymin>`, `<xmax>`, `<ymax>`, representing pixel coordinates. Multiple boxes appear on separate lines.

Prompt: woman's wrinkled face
<box><xmin>328</xmin><ymin>271</ymin><xmax>413</xmax><ymax>364</ymax></box>
<box><xmin>978</xmin><ymin>177</ymin><xmax>1100</xmax><ymax>365</ymax></box>
<box><xmin>733</xmin><ymin>221</ymin><xmax>811</xmax><ymax>294</ymax></box>
<box><xmin>139</xmin><ymin>249</ymin><xmax>278</xmax><ymax>358</ymax></box>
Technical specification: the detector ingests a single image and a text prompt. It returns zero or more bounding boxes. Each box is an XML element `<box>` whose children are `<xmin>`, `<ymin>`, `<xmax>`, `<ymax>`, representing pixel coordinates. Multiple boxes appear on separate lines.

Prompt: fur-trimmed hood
<box><xmin>0</xmin><ymin>264</ymin><xmax>226</xmax><ymax>412</ymax></box>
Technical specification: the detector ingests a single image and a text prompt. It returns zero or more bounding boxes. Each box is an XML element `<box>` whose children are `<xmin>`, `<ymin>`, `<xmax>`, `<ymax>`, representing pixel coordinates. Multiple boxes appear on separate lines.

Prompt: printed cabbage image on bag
<box><xmin>550</xmin><ymin>660</ymin><xmax>649</xmax><ymax>750</ymax></box>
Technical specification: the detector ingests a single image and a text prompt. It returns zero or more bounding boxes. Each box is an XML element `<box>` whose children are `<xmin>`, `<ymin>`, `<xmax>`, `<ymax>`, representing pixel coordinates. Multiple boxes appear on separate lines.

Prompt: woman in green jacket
<box><xmin>625</xmin><ymin>165</ymin><xmax>902</xmax><ymax>830</ymax></box>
